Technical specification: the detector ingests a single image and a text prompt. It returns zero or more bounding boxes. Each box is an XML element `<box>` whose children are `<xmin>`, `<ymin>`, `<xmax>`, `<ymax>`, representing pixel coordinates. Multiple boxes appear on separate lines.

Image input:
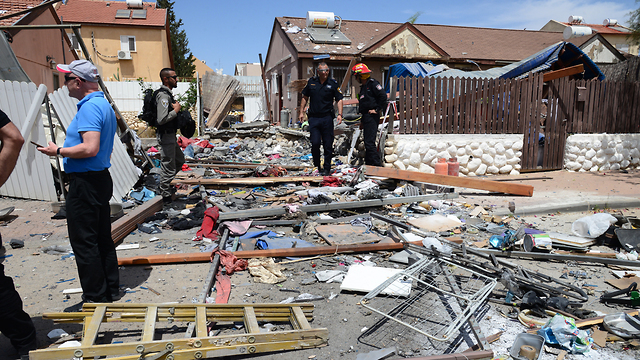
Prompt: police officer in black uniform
<box><xmin>353</xmin><ymin>63</ymin><xmax>387</xmax><ymax>166</ymax></box>
<box><xmin>299</xmin><ymin>62</ymin><xmax>344</xmax><ymax>175</ymax></box>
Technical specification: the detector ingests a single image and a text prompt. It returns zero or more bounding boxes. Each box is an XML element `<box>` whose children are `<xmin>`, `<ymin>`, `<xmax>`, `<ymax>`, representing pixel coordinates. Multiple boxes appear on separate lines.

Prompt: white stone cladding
<box><xmin>564</xmin><ymin>134</ymin><xmax>640</xmax><ymax>172</ymax></box>
<box><xmin>384</xmin><ymin>134</ymin><xmax>524</xmax><ymax>176</ymax></box>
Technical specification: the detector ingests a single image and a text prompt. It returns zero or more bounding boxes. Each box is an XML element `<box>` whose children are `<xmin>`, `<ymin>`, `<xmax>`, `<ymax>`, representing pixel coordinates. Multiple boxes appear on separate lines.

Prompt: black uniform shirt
<box><xmin>301</xmin><ymin>76</ymin><xmax>343</xmax><ymax>118</ymax></box>
<box><xmin>358</xmin><ymin>78</ymin><xmax>387</xmax><ymax>114</ymax></box>
<box><xmin>0</xmin><ymin>109</ymin><xmax>10</xmax><ymax>129</ymax></box>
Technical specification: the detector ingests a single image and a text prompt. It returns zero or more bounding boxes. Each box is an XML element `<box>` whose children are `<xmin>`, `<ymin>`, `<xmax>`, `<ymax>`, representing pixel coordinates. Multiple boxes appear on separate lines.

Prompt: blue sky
<box><xmin>171</xmin><ymin>0</ymin><xmax>638</xmax><ymax>75</ymax></box>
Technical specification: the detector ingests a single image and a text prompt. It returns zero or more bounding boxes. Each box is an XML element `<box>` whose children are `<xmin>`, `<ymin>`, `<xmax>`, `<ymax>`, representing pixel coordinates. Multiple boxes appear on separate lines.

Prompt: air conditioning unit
<box><xmin>118</xmin><ymin>50</ymin><xmax>132</xmax><ymax>60</ymax></box>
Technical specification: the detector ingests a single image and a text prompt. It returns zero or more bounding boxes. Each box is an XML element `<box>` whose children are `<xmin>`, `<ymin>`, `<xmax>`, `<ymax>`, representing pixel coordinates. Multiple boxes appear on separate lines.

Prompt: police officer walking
<box><xmin>353</xmin><ymin>63</ymin><xmax>387</xmax><ymax>166</ymax></box>
<box><xmin>299</xmin><ymin>62</ymin><xmax>343</xmax><ymax>175</ymax></box>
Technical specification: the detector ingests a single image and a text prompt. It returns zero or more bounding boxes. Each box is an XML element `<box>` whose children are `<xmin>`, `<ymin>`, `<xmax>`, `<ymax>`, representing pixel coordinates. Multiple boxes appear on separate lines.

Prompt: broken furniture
<box><xmin>31</xmin><ymin>303</ymin><xmax>327</xmax><ymax>359</ymax></box>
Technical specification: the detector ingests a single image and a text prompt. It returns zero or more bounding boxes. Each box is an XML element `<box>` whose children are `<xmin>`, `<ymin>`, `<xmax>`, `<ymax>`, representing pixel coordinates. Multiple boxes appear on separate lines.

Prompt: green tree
<box><xmin>157</xmin><ymin>0</ymin><xmax>196</xmax><ymax>78</ymax></box>
<box><xmin>630</xmin><ymin>1</ymin><xmax>640</xmax><ymax>44</ymax></box>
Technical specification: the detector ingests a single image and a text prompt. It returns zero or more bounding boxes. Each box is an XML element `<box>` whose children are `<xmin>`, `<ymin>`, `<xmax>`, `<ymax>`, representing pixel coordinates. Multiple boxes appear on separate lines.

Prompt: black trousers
<box><xmin>308</xmin><ymin>115</ymin><xmax>334</xmax><ymax>171</ymax></box>
<box><xmin>0</xmin><ymin>262</ymin><xmax>37</xmax><ymax>356</ymax></box>
<box><xmin>362</xmin><ymin>113</ymin><xmax>382</xmax><ymax>166</ymax></box>
<box><xmin>66</xmin><ymin>170</ymin><xmax>119</xmax><ymax>302</ymax></box>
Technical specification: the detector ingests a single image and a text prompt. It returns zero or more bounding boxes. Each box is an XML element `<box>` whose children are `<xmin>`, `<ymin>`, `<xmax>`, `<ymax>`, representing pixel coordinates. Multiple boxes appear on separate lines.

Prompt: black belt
<box><xmin>67</xmin><ymin>169</ymin><xmax>109</xmax><ymax>180</ymax></box>
<box><xmin>308</xmin><ymin>112</ymin><xmax>333</xmax><ymax>119</ymax></box>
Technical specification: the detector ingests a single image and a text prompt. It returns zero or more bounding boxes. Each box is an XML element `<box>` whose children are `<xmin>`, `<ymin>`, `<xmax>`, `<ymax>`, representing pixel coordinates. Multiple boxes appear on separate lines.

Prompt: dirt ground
<box><xmin>1</xmin><ymin>170</ymin><xmax>640</xmax><ymax>360</ymax></box>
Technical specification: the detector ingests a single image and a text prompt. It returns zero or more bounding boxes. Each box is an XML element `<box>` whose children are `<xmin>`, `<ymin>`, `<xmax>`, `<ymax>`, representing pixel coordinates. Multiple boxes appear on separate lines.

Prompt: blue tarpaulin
<box><xmin>386</xmin><ymin>41</ymin><xmax>605</xmax><ymax>92</ymax></box>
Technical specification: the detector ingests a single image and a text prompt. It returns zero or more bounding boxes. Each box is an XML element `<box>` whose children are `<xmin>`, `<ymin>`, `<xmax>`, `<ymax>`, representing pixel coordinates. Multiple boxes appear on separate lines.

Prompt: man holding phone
<box><xmin>37</xmin><ymin>60</ymin><xmax>120</xmax><ymax>312</ymax></box>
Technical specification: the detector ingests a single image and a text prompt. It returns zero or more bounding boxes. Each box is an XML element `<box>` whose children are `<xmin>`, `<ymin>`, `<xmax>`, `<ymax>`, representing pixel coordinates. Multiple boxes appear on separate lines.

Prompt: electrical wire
<box><xmin>91</xmin><ymin>31</ymin><xmax>118</xmax><ymax>58</ymax></box>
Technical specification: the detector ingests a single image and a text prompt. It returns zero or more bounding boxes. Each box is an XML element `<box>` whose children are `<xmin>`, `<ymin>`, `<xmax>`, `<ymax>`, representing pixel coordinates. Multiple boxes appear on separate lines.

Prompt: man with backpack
<box><xmin>155</xmin><ymin>68</ymin><xmax>184</xmax><ymax>203</ymax></box>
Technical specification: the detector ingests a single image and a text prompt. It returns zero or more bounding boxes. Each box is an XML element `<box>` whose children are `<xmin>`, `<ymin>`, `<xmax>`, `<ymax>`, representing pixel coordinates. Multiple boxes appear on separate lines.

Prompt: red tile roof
<box><xmin>0</xmin><ymin>0</ymin><xmax>44</xmax><ymax>26</ymax></box>
<box><xmin>56</xmin><ymin>0</ymin><xmax>165</xmax><ymax>27</ymax></box>
<box><xmin>277</xmin><ymin>17</ymin><xmax>565</xmax><ymax>63</ymax></box>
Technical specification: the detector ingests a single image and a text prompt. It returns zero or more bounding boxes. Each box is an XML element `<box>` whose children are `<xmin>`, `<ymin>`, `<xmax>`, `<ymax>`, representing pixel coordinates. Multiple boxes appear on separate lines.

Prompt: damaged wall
<box><xmin>384</xmin><ymin>134</ymin><xmax>524</xmax><ymax>176</ymax></box>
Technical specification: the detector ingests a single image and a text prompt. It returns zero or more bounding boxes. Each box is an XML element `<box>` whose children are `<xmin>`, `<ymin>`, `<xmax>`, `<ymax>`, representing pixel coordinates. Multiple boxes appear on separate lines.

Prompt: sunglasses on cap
<box><xmin>64</xmin><ymin>74</ymin><xmax>85</xmax><ymax>82</ymax></box>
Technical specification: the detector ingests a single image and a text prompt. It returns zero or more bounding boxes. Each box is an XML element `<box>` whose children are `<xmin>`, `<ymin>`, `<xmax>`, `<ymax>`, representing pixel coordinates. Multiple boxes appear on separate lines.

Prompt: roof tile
<box><xmin>56</xmin><ymin>0</ymin><xmax>165</xmax><ymax>27</ymax></box>
<box><xmin>0</xmin><ymin>0</ymin><xmax>43</xmax><ymax>26</ymax></box>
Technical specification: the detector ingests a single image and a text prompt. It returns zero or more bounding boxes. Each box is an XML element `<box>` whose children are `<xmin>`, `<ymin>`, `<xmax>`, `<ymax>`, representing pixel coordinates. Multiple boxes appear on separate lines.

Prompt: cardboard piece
<box><xmin>315</xmin><ymin>224</ymin><xmax>384</xmax><ymax>246</ymax></box>
<box><xmin>340</xmin><ymin>265</ymin><xmax>411</xmax><ymax>297</ymax></box>
<box><xmin>606</xmin><ymin>276</ymin><xmax>640</xmax><ymax>290</ymax></box>
<box><xmin>591</xmin><ymin>327</ymin><xmax>608</xmax><ymax>347</ymax></box>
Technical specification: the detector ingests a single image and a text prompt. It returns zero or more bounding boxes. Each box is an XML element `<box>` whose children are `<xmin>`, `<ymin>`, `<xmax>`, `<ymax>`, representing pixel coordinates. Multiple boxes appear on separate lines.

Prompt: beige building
<box><xmin>541</xmin><ymin>19</ymin><xmax>638</xmax><ymax>56</ymax></box>
<box><xmin>56</xmin><ymin>0</ymin><xmax>173</xmax><ymax>82</ymax></box>
<box><xmin>193</xmin><ymin>57</ymin><xmax>213</xmax><ymax>76</ymax></box>
<box><xmin>1</xmin><ymin>0</ymin><xmax>77</xmax><ymax>89</ymax></box>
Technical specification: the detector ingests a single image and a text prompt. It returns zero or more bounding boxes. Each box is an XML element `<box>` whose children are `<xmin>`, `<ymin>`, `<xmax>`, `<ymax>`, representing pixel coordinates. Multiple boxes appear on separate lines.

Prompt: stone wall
<box><xmin>564</xmin><ymin>134</ymin><xmax>640</xmax><ymax>172</ymax></box>
<box><xmin>384</xmin><ymin>134</ymin><xmax>524</xmax><ymax>176</ymax></box>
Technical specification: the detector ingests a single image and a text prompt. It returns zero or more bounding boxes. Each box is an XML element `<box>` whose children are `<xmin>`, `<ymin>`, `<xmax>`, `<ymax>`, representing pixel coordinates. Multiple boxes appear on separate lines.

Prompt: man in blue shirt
<box><xmin>38</xmin><ymin>60</ymin><xmax>120</xmax><ymax>312</ymax></box>
<box><xmin>299</xmin><ymin>62</ymin><xmax>343</xmax><ymax>175</ymax></box>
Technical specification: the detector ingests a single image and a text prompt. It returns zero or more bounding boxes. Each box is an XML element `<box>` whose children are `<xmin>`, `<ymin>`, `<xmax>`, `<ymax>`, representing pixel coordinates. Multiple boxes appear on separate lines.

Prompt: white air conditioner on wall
<box><xmin>118</xmin><ymin>50</ymin><xmax>132</xmax><ymax>60</ymax></box>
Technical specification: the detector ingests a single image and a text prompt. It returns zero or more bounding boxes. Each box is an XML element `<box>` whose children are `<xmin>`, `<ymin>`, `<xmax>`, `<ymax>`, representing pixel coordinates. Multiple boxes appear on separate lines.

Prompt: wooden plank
<box><xmin>542</xmin><ymin>64</ymin><xmax>584</xmax><ymax>82</ymax></box>
<box><xmin>81</xmin><ymin>305</ymin><xmax>107</xmax><ymax>347</ymax></box>
<box><xmin>364</xmin><ymin>166</ymin><xmax>533</xmax><ymax>196</ymax></box>
<box><xmin>195</xmin><ymin>306</ymin><xmax>208</xmax><ymax>337</ymax></box>
<box><xmin>244</xmin><ymin>307</ymin><xmax>261</xmax><ymax>334</ymax></box>
<box><xmin>533</xmin><ymin>74</ymin><xmax>544</xmax><ymax>168</ymax></box>
<box><xmin>141</xmin><ymin>305</ymin><xmax>157</xmax><ymax>342</ymax></box>
<box><xmin>547</xmin><ymin>80</ymin><xmax>559</xmax><ymax>169</ymax></box>
<box><xmin>470</xmin><ymin>78</ymin><xmax>479</xmax><ymax>134</ymax></box>
<box><xmin>117</xmin><ymin>241</ymin><xmax>420</xmax><ymax>265</ymax></box>
<box><xmin>509</xmin><ymin>79</ymin><xmax>519</xmax><ymax>132</ymax></box>
<box><xmin>585</xmin><ymin>80</ymin><xmax>596</xmax><ymax>133</ymax></box>
<box><xmin>398</xmin><ymin>77</ymin><xmax>405</xmax><ymax>134</ymax></box>
<box><xmin>172</xmin><ymin>176</ymin><xmax>323</xmax><ymax>186</ymax></box>
<box><xmin>566</xmin><ymin>79</ymin><xmax>576</xmax><ymax>133</ymax></box>
<box><xmin>434</xmin><ymin>77</ymin><xmax>442</xmax><ymax>134</ymax></box>
<box><xmin>590</xmin><ymin>80</ymin><xmax>602</xmax><ymax>133</ymax></box>
<box><xmin>417</xmin><ymin>76</ymin><xmax>424</xmax><ymax>133</ymax></box>
<box><xmin>453</xmin><ymin>77</ymin><xmax>461</xmax><ymax>134</ymax></box>
<box><xmin>429</xmin><ymin>76</ymin><xmax>436</xmax><ymax>134</ymax></box>
<box><xmin>496</xmin><ymin>79</ymin><xmax>504</xmax><ymax>133</ymax></box>
<box><xmin>111</xmin><ymin>197</ymin><xmax>163</xmax><ymax>244</ymax></box>
<box><xmin>412</xmin><ymin>76</ymin><xmax>418</xmax><ymax>133</ymax></box>
<box><xmin>291</xmin><ymin>306</ymin><xmax>312</xmax><ymax>330</ymax></box>
<box><xmin>444</xmin><ymin>77</ymin><xmax>451</xmax><ymax>133</ymax></box>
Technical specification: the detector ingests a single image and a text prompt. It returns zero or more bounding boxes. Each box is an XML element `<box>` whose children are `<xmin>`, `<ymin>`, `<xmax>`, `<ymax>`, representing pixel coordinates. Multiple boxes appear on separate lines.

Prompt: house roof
<box><xmin>0</xmin><ymin>0</ymin><xmax>44</xmax><ymax>26</ymax></box>
<box><xmin>56</xmin><ymin>0</ymin><xmax>165</xmax><ymax>27</ymax></box>
<box><xmin>414</xmin><ymin>24</ymin><xmax>563</xmax><ymax>62</ymax></box>
<box><xmin>277</xmin><ymin>16</ymin><xmax>398</xmax><ymax>57</ymax></box>
<box><xmin>276</xmin><ymin>17</ymin><xmax>565</xmax><ymax>63</ymax></box>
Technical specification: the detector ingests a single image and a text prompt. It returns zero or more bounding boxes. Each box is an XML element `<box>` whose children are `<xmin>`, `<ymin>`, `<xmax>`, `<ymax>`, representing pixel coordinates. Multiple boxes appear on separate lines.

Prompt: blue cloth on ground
<box><xmin>129</xmin><ymin>187</ymin><xmax>156</xmax><ymax>202</ymax></box>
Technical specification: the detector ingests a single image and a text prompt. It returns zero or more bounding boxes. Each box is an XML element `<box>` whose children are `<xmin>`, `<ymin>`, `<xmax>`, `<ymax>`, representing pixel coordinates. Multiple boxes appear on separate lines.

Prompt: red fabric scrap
<box><xmin>211</xmin><ymin>249</ymin><xmax>248</xmax><ymax>275</ymax></box>
<box><xmin>181</xmin><ymin>164</ymin><xmax>192</xmax><ymax>171</ymax></box>
<box><xmin>197</xmin><ymin>140</ymin><xmax>214</xmax><ymax>148</ymax></box>
<box><xmin>320</xmin><ymin>176</ymin><xmax>344</xmax><ymax>187</ymax></box>
<box><xmin>214</xmin><ymin>273</ymin><xmax>231</xmax><ymax>304</ymax></box>
<box><xmin>148</xmin><ymin>146</ymin><xmax>159</xmax><ymax>153</ymax></box>
<box><xmin>195</xmin><ymin>206</ymin><xmax>220</xmax><ymax>241</ymax></box>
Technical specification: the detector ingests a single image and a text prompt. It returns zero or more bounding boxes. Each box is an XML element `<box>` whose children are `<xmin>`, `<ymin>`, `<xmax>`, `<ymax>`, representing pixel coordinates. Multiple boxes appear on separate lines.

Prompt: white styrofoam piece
<box><xmin>340</xmin><ymin>265</ymin><xmax>411</xmax><ymax>297</ymax></box>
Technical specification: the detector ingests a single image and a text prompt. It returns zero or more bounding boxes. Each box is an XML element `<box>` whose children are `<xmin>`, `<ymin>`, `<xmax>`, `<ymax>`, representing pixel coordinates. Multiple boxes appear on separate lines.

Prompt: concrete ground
<box><xmin>0</xmin><ymin>168</ymin><xmax>639</xmax><ymax>360</ymax></box>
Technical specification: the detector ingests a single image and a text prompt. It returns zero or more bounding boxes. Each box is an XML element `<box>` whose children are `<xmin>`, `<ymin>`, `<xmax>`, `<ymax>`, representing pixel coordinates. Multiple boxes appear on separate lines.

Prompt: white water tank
<box><xmin>568</xmin><ymin>15</ymin><xmax>584</xmax><ymax>24</ymax></box>
<box><xmin>603</xmin><ymin>18</ymin><xmax>618</xmax><ymax>26</ymax></box>
<box><xmin>563</xmin><ymin>26</ymin><xmax>593</xmax><ymax>40</ymax></box>
<box><xmin>126</xmin><ymin>0</ymin><xmax>143</xmax><ymax>9</ymax></box>
<box><xmin>306</xmin><ymin>11</ymin><xmax>336</xmax><ymax>28</ymax></box>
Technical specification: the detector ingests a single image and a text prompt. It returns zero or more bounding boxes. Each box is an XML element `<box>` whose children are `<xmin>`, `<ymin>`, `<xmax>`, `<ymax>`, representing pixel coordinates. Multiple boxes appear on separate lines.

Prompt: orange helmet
<box><xmin>352</xmin><ymin>63</ymin><xmax>371</xmax><ymax>74</ymax></box>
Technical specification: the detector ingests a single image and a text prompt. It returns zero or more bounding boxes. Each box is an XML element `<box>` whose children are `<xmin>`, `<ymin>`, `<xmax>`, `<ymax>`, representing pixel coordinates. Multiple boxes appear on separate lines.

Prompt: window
<box><xmin>120</xmin><ymin>35</ymin><xmax>136</xmax><ymax>52</ymax></box>
<box><xmin>330</xmin><ymin>67</ymin><xmax>351</xmax><ymax>96</ymax></box>
<box><xmin>381</xmin><ymin>66</ymin><xmax>390</xmax><ymax>90</ymax></box>
<box><xmin>286</xmin><ymin>73</ymin><xmax>291</xmax><ymax>100</ymax></box>
<box><xmin>67</xmin><ymin>33</ymin><xmax>80</xmax><ymax>50</ymax></box>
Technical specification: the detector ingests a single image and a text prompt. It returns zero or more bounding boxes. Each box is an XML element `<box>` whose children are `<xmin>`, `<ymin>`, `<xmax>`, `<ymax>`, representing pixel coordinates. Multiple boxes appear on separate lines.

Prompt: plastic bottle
<box><xmin>435</xmin><ymin>158</ymin><xmax>448</xmax><ymax>175</ymax></box>
<box><xmin>447</xmin><ymin>157</ymin><xmax>459</xmax><ymax>176</ymax></box>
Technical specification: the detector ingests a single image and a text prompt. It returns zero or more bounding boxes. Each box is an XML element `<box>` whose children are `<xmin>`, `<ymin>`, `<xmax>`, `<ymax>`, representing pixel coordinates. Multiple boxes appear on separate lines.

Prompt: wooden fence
<box><xmin>393</xmin><ymin>74</ymin><xmax>640</xmax><ymax>171</ymax></box>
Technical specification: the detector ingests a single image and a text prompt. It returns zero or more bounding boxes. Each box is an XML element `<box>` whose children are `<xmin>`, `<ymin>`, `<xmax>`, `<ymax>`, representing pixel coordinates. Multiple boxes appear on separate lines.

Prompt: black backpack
<box><xmin>139</xmin><ymin>88</ymin><xmax>172</xmax><ymax>127</ymax></box>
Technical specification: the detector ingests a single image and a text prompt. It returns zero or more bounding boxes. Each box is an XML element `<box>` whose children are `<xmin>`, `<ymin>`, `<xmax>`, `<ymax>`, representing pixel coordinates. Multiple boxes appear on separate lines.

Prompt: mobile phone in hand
<box><xmin>30</xmin><ymin>141</ymin><xmax>44</xmax><ymax>148</ymax></box>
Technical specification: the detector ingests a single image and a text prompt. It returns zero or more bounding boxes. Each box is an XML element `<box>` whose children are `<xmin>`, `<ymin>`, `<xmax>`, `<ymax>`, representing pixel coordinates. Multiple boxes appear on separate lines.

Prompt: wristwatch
<box><xmin>338</xmin><ymin>114</ymin><xmax>342</xmax><ymax>116</ymax></box>
<box><xmin>57</xmin><ymin>147</ymin><xmax>63</xmax><ymax>157</ymax></box>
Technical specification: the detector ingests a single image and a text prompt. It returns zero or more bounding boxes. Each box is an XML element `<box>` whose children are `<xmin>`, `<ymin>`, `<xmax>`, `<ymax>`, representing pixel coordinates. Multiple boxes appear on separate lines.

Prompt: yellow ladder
<box><xmin>30</xmin><ymin>303</ymin><xmax>328</xmax><ymax>359</ymax></box>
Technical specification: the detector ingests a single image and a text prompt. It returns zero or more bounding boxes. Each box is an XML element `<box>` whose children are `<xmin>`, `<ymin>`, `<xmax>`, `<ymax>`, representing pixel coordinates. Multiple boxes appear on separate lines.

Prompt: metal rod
<box><xmin>0</xmin><ymin>24</ymin><xmax>81</xmax><ymax>30</ymax></box>
<box><xmin>258</xmin><ymin>53</ymin><xmax>273</xmax><ymax>124</ymax></box>
<box><xmin>0</xmin><ymin>0</ymin><xmax>63</xmax><ymax>22</ymax></box>
<box><xmin>44</xmin><ymin>96</ymin><xmax>66</xmax><ymax>200</ymax></box>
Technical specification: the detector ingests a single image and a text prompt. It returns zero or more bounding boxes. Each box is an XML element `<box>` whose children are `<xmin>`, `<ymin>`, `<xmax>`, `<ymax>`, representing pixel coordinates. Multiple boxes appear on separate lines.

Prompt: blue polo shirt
<box><xmin>63</xmin><ymin>91</ymin><xmax>117</xmax><ymax>173</ymax></box>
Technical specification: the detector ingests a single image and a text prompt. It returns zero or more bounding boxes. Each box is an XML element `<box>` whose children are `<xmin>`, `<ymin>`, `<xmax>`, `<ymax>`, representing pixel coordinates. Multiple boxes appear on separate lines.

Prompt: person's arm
<box><xmin>38</xmin><ymin>131</ymin><xmax>100</xmax><ymax>159</ymax></box>
<box><xmin>156</xmin><ymin>92</ymin><xmax>179</xmax><ymax>126</ymax></box>
<box><xmin>0</xmin><ymin>121</ymin><xmax>24</xmax><ymax>187</ymax></box>
<box><xmin>336</xmin><ymin>99</ymin><xmax>343</xmax><ymax>124</ymax></box>
<box><xmin>374</xmin><ymin>81</ymin><xmax>388</xmax><ymax>113</ymax></box>
<box><xmin>298</xmin><ymin>95</ymin><xmax>309</xmax><ymax>122</ymax></box>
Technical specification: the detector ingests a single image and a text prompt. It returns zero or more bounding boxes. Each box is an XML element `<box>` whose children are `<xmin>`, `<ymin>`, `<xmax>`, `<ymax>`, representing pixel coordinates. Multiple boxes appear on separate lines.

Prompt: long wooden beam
<box><xmin>188</xmin><ymin>163</ymin><xmax>308</xmax><ymax>170</ymax></box>
<box><xmin>111</xmin><ymin>197</ymin><xmax>163</xmax><ymax>243</ymax></box>
<box><xmin>364</xmin><ymin>166</ymin><xmax>533</xmax><ymax>197</ymax></box>
<box><xmin>171</xmin><ymin>176</ymin><xmax>323</xmax><ymax>186</ymax></box>
<box><xmin>543</xmin><ymin>64</ymin><xmax>584</xmax><ymax>82</ymax></box>
<box><xmin>117</xmin><ymin>241</ymin><xmax>420</xmax><ymax>266</ymax></box>
<box><xmin>217</xmin><ymin>193</ymin><xmax>458</xmax><ymax>221</ymax></box>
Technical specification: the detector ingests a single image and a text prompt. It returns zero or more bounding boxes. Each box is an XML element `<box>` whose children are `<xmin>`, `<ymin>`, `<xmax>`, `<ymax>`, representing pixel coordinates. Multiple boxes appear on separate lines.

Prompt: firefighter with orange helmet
<box><xmin>352</xmin><ymin>63</ymin><xmax>387</xmax><ymax>166</ymax></box>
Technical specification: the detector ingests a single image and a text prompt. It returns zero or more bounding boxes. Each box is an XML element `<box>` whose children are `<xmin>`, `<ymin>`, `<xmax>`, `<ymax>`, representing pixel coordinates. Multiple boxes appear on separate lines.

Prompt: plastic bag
<box><xmin>537</xmin><ymin>314</ymin><xmax>592</xmax><ymax>353</ymax></box>
<box><xmin>571</xmin><ymin>213</ymin><xmax>617</xmax><ymax>238</ymax></box>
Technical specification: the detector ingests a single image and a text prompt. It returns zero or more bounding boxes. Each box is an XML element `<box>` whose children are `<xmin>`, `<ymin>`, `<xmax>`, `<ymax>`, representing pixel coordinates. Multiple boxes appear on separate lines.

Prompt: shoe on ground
<box><xmin>63</xmin><ymin>300</ymin><xmax>86</xmax><ymax>313</ymax></box>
